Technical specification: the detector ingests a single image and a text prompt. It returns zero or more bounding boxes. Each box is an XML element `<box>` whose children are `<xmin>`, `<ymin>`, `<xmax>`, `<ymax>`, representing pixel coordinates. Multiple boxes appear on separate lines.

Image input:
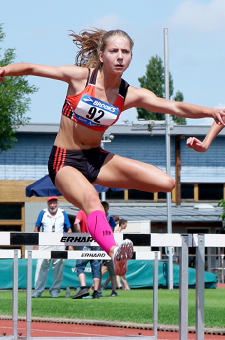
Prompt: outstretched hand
<box><xmin>186</xmin><ymin>137</ymin><xmax>207</xmax><ymax>153</ymax></box>
<box><xmin>0</xmin><ymin>67</ymin><xmax>5</xmax><ymax>82</ymax></box>
<box><xmin>213</xmin><ymin>109</ymin><xmax>225</xmax><ymax>126</ymax></box>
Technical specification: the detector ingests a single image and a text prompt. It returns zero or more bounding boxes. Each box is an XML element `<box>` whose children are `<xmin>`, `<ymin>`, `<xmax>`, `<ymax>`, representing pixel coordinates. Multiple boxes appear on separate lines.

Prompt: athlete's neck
<box><xmin>98</xmin><ymin>68</ymin><xmax>122</xmax><ymax>90</ymax></box>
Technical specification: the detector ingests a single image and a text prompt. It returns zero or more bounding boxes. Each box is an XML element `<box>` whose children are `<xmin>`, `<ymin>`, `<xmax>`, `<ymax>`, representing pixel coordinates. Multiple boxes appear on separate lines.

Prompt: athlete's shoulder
<box><xmin>66</xmin><ymin>66</ymin><xmax>91</xmax><ymax>81</ymax></box>
<box><xmin>124</xmin><ymin>85</ymin><xmax>155</xmax><ymax>108</ymax></box>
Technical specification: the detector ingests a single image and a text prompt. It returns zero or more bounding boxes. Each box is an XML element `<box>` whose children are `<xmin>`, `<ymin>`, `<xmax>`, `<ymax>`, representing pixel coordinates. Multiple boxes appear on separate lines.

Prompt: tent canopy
<box><xmin>26</xmin><ymin>175</ymin><xmax>125</xmax><ymax>197</ymax></box>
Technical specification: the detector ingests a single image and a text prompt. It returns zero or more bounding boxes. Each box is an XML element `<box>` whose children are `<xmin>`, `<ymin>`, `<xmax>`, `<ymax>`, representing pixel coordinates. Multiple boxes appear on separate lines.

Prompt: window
<box><xmin>106</xmin><ymin>190</ymin><xmax>125</xmax><ymax>200</ymax></box>
<box><xmin>0</xmin><ymin>225</ymin><xmax>22</xmax><ymax>232</ymax></box>
<box><xmin>199</xmin><ymin>184</ymin><xmax>223</xmax><ymax>201</ymax></box>
<box><xmin>0</xmin><ymin>203</ymin><xmax>23</xmax><ymax>253</ymax></box>
<box><xmin>158</xmin><ymin>192</ymin><xmax>167</xmax><ymax>200</ymax></box>
<box><xmin>0</xmin><ymin>204</ymin><xmax>22</xmax><ymax>219</ymax></box>
<box><xmin>181</xmin><ymin>184</ymin><xmax>194</xmax><ymax>200</ymax></box>
<box><xmin>128</xmin><ymin>189</ymin><xmax>154</xmax><ymax>201</ymax></box>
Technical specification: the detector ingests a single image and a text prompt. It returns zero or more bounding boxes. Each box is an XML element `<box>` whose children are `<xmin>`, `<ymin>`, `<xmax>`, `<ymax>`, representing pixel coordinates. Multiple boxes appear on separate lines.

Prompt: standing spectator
<box><xmin>101</xmin><ymin>201</ymin><xmax>116</xmax><ymax>232</ymax></box>
<box><xmin>115</xmin><ymin>219</ymin><xmax>130</xmax><ymax>290</ymax></box>
<box><xmin>115</xmin><ymin>219</ymin><xmax>128</xmax><ymax>233</ymax></box>
<box><xmin>72</xmin><ymin>210</ymin><xmax>102</xmax><ymax>299</ymax></box>
<box><xmin>32</xmin><ymin>197</ymin><xmax>73</xmax><ymax>298</ymax></box>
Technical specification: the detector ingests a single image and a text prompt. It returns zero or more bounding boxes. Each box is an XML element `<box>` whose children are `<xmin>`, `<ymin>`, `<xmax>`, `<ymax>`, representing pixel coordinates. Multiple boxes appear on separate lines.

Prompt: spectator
<box><xmin>112</xmin><ymin>215</ymin><xmax>120</xmax><ymax>227</ymax></box>
<box><xmin>72</xmin><ymin>210</ymin><xmax>102</xmax><ymax>299</ymax></box>
<box><xmin>101</xmin><ymin>201</ymin><xmax>116</xmax><ymax>232</ymax></box>
<box><xmin>115</xmin><ymin>219</ymin><xmax>130</xmax><ymax>290</ymax></box>
<box><xmin>115</xmin><ymin>219</ymin><xmax>128</xmax><ymax>233</ymax></box>
<box><xmin>32</xmin><ymin>197</ymin><xmax>73</xmax><ymax>298</ymax></box>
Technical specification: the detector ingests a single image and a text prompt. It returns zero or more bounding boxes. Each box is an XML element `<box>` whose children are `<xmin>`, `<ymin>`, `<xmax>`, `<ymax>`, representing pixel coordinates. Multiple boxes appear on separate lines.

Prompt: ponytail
<box><xmin>69</xmin><ymin>28</ymin><xmax>134</xmax><ymax>69</ymax></box>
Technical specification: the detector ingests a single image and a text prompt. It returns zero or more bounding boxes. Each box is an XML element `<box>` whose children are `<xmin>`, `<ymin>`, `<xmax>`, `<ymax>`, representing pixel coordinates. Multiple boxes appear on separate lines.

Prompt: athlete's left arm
<box><xmin>124</xmin><ymin>86</ymin><xmax>225</xmax><ymax>125</ymax></box>
<box><xmin>187</xmin><ymin>121</ymin><xmax>224</xmax><ymax>152</ymax></box>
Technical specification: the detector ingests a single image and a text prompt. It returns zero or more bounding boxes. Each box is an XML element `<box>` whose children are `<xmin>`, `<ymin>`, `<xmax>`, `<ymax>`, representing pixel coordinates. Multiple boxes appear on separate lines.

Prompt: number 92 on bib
<box><xmin>74</xmin><ymin>94</ymin><xmax>119</xmax><ymax>128</ymax></box>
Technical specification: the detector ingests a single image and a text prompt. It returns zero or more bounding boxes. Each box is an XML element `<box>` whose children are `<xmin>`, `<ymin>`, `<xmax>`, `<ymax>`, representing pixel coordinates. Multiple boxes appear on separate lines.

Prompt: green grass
<box><xmin>0</xmin><ymin>289</ymin><xmax>225</xmax><ymax>328</ymax></box>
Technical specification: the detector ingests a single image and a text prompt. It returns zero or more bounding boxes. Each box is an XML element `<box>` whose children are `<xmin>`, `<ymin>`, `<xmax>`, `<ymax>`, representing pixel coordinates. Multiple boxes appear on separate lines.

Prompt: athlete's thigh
<box><xmin>54</xmin><ymin>166</ymin><xmax>102</xmax><ymax>213</ymax></box>
<box><xmin>95</xmin><ymin>153</ymin><xmax>174</xmax><ymax>193</ymax></box>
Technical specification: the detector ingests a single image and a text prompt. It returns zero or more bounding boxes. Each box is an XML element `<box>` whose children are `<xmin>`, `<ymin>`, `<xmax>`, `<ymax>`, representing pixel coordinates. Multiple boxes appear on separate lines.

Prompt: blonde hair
<box><xmin>69</xmin><ymin>28</ymin><xmax>134</xmax><ymax>69</ymax></box>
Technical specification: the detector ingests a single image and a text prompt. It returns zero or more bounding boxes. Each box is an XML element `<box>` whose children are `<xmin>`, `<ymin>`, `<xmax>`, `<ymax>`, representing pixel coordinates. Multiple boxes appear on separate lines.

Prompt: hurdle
<box><xmin>23</xmin><ymin>249</ymin><xmax>160</xmax><ymax>340</ymax></box>
<box><xmin>2</xmin><ymin>232</ymin><xmax>214</xmax><ymax>340</ymax></box>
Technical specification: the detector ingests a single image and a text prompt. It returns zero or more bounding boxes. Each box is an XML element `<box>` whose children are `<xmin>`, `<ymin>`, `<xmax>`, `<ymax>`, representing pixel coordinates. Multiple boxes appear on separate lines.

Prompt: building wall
<box><xmin>180</xmin><ymin>137</ymin><xmax>225</xmax><ymax>183</ymax></box>
<box><xmin>105</xmin><ymin>135</ymin><xmax>176</xmax><ymax>178</ymax></box>
<box><xmin>0</xmin><ymin>134</ymin><xmax>54</xmax><ymax>180</ymax></box>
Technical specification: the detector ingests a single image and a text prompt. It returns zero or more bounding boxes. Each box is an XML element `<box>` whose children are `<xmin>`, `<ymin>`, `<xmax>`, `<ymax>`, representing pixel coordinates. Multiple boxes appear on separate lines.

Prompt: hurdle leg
<box><xmin>195</xmin><ymin>234</ymin><xmax>205</xmax><ymax>340</ymax></box>
<box><xmin>12</xmin><ymin>250</ymin><xmax>19</xmax><ymax>340</ymax></box>
<box><xmin>26</xmin><ymin>251</ymin><xmax>32</xmax><ymax>340</ymax></box>
<box><xmin>179</xmin><ymin>235</ymin><xmax>189</xmax><ymax>340</ymax></box>
<box><xmin>153</xmin><ymin>252</ymin><xmax>158</xmax><ymax>340</ymax></box>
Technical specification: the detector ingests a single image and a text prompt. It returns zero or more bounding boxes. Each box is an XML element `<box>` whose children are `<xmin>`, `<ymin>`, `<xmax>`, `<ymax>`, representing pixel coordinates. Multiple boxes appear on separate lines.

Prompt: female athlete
<box><xmin>1</xmin><ymin>28</ymin><xmax>225</xmax><ymax>276</ymax></box>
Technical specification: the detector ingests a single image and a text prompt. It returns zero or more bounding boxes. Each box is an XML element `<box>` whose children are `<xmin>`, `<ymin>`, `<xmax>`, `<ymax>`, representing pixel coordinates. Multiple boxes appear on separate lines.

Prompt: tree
<box><xmin>0</xmin><ymin>24</ymin><xmax>38</xmax><ymax>152</ymax></box>
<box><xmin>137</xmin><ymin>55</ymin><xmax>186</xmax><ymax>125</ymax></box>
<box><xmin>217</xmin><ymin>199</ymin><xmax>225</xmax><ymax>233</ymax></box>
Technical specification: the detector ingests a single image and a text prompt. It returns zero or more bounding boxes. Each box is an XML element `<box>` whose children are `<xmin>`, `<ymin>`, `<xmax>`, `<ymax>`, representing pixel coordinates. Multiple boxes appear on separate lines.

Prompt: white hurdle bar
<box><xmin>0</xmin><ymin>232</ymin><xmax>183</xmax><ymax>247</ymax></box>
<box><xmin>24</xmin><ymin>250</ymin><xmax>161</xmax><ymax>261</ymax></box>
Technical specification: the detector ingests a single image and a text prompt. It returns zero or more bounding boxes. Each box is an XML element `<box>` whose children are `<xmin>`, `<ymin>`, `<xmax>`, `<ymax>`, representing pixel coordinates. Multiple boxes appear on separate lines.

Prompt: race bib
<box><xmin>74</xmin><ymin>94</ymin><xmax>119</xmax><ymax>128</ymax></box>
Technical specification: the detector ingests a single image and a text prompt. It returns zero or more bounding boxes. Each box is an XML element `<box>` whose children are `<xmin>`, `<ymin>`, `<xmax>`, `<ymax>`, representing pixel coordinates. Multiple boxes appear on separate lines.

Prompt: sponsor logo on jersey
<box><xmin>82</xmin><ymin>96</ymin><xmax>93</xmax><ymax>103</ymax></box>
<box><xmin>92</xmin><ymin>100</ymin><xmax>117</xmax><ymax>113</ymax></box>
<box><xmin>81</xmin><ymin>94</ymin><xmax>118</xmax><ymax>113</ymax></box>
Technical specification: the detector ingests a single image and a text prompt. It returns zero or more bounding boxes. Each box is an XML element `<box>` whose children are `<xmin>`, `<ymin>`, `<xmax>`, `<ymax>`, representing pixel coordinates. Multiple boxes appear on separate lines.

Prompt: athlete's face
<box><xmin>99</xmin><ymin>36</ymin><xmax>132</xmax><ymax>74</ymax></box>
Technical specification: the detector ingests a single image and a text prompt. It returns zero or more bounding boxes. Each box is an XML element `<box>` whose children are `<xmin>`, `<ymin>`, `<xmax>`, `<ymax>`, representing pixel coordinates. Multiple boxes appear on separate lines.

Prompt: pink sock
<box><xmin>87</xmin><ymin>210</ymin><xmax>117</xmax><ymax>254</ymax></box>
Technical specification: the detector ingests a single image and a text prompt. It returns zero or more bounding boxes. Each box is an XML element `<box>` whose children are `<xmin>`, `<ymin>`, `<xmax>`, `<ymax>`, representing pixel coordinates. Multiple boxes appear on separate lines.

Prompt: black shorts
<box><xmin>48</xmin><ymin>145</ymin><xmax>110</xmax><ymax>184</ymax></box>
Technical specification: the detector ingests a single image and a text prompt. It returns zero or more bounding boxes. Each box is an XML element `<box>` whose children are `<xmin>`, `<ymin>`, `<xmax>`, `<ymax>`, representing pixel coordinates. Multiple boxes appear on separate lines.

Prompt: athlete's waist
<box><xmin>56</xmin><ymin>116</ymin><xmax>105</xmax><ymax>148</ymax></box>
<box><xmin>52</xmin><ymin>144</ymin><xmax>108</xmax><ymax>155</ymax></box>
<box><xmin>53</xmin><ymin>140</ymin><xmax>102</xmax><ymax>151</ymax></box>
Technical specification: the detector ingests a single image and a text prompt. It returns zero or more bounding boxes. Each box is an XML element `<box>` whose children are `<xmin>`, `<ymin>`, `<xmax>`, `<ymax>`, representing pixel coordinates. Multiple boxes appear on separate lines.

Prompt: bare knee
<box><xmin>165</xmin><ymin>177</ymin><xmax>175</xmax><ymax>192</ymax></box>
<box><xmin>158</xmin><ymin>176</ymin><xmax>175</xmax><ymax>193</ymax></box>
<box><xmin>83</xmin><ymin>194</ymin><xmax>103</xmax><ymax>214</ymax></box>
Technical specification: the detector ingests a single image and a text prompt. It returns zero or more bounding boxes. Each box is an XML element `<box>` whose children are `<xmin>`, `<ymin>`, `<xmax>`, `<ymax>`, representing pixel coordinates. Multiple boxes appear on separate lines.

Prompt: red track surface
<box><xmin>1</xmin><ymin>320</ymin><xmax>225</xmax><ymax>340</ymax></box>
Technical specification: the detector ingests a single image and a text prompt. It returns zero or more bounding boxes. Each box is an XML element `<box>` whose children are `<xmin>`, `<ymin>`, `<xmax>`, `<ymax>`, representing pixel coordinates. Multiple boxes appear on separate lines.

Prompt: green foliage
<box><xmin>172</xmin><ymin>90</ymin><xmax>186</xmax><ymax>125</ymax></box>
<box><xmin>0</xmin><ymin>24</ymin><xmax>38</xmax><ymax>152</ymax></box>
<box><xmin>218</xmin><ymin>199</ymin><xmax>225</xmax><ymax>222</ymax></box>
<box><xmin>137</xmin><ymin>55</ymin><xmax>186</xmax><ymax>125</ymax></box>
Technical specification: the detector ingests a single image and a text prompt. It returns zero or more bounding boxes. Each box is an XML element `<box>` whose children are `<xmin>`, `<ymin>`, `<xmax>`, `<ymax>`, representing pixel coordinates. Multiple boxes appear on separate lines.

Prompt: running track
<box><xmin>1</xmin><ymin>320</ymin><xmax>225</xmax><ymax>340</ymax></box>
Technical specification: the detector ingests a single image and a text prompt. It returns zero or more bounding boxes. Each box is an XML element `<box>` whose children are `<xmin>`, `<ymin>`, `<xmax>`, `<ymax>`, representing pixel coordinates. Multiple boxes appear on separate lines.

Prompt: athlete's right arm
<box><xmin>0</xmin><ymin>63</ymin><xmax>86</xmax><ymax>85</ymax></box>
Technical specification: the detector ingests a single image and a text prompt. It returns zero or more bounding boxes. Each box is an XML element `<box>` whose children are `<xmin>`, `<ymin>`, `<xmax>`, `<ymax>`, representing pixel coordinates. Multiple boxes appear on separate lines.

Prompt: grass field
<box><xmin>0</xmin><ymin>289</ymin><xmax>224</xmax><ymax>328</ymax></box>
